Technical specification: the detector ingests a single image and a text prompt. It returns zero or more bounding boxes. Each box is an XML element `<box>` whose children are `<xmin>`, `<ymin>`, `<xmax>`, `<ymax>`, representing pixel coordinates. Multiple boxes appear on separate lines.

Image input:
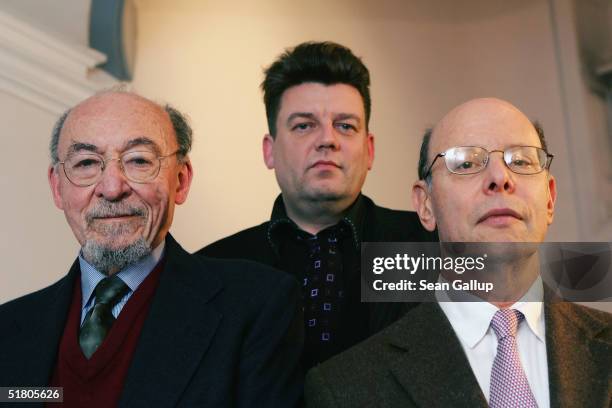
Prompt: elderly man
<box><xmin>199</xmin><ymin>42</ymin><xmax>436</xmax><ymax>370</ymax></box>
<box><xmin>304</xmin><ymin>98</ymin><xmax>611</xmax><ymax>407</ymax></box>
<box><xmin>0</xmin><ymin>91</ymin><xmax>302</xmax><ymax>407</ymax></box>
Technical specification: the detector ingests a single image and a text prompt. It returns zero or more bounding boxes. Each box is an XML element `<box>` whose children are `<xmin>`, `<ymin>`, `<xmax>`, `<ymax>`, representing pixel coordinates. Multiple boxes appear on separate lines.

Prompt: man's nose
<box><xmin>483</xmin><ymin>151</ymin><xmax>515</xmax><ymax>194</ymax></box>
<box><xmin>316</xmin><ymin>122</ymin><xmax>340</xmax><ymax>151</ymax></box>
<box><xmin>93</xmin><ymin>159</ymin><xmax>132</xmax><ymax>201</ymax></box>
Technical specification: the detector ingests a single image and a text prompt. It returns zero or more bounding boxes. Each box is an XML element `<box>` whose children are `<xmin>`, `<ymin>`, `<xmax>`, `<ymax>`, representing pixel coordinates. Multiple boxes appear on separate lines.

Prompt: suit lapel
<box><xmin>120</xmin><ymin>236</ymin><xmax>223</xmax><ymax>407</ymax></box>
<box><xmin>360</xmin><ymin>201</ymin><xmax>421</xmax><ymax>334</ymax></box>
<box><xmin>36</xmin><ymin>267</ymin><xmax>76</xmax><ymax>382</ymax></box>
<box><xmin>360</xmin><ymin>199</ymin><xmax>396</xmax><ymax>334</ymax></box>
<box><xmin>7</xmin><ymin>262</ymin><xmax>77</xmax><ymax>386</ymax></box>
<box><xmin>546</xmin><ymin>302</ymin><xmax>611</xmax><ymax>407</ymax></box>
<box><xmin>385</xmin><ymin>302</ymin><xmax>488</xmax><ymax>407</ymax></box>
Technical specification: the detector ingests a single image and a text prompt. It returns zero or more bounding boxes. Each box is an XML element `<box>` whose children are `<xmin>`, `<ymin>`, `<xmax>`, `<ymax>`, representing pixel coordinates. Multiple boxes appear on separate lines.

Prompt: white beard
<box><xmin>82</xmin><ymin>237</ymin><xmax>151</xmax><ymax>274</ymax></box>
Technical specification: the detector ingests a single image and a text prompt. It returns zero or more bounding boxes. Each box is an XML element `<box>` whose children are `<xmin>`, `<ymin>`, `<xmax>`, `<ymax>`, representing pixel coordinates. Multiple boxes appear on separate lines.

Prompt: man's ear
<box><xmin>48</xmin><ymin>165</ymin><xmax>64</xmax><ymax>210</ymax></box>
<box><xmin>366</xmin><ymin>132</ymin><xmax>375</xmax><ymax>170</ymax></box>
<box><xmin>546</xmin><ymin>174</ymin><xmax>557</xmax><ymax>224</ymax></box>
<box><xmin>412</xmin><ymin>180</ymin><xmax>436</xmax><ymax>231</ymax></box>
<box><xmin>175</xmin><ymin>158</ymin><xmax>193</xmax><ymax>205</ymax></box>
<box><xmin>262</xmin><ymin>134</ymin><xmax>275</xmax><ymax>169</ymax></box>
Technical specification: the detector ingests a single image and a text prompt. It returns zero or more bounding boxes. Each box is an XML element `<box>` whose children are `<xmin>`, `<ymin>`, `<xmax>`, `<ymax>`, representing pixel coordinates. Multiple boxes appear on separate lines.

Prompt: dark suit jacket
<box><xmin>305</xmin><ymin>301</ymin><xmax>612</xmax><ymax>407</ymax></box>
<box><xmin>198</xmin><ymin>195</ymin><xmax>437</xmax><ymax>338</ymax></box>
<box><xmin>0</xmin><ymin>234</ymin><xmax>303</xmax><ymax>407</ymax></box>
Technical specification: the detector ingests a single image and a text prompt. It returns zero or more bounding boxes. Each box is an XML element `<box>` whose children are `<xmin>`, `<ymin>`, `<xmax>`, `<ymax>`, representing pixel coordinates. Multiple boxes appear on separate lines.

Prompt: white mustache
<box><xmin>86</xmin><ymin>201</ymin><xmax>146</xmax><ymax>225</ymax></box>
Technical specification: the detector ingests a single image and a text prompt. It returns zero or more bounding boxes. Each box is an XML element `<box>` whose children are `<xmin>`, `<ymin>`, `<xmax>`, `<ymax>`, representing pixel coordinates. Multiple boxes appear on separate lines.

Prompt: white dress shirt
<box><xmin>437</xmin><ymin>278</ymin><xmax>550</xmax><ymax>408</ymax></box>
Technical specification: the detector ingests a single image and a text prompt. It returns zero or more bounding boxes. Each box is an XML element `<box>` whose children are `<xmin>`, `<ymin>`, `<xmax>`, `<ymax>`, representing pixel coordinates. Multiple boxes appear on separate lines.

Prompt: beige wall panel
<box><xmin>0</xmin><ymin>91</ymin><xmax>79</xmax><ymax>302</ymax></box>
<box><xmin>2</xmin><ymin>0</ymin><xmax>608</xmax><ymax>306</ymax></box>
<box><xmin>132</xmin><ymin>0</ymin><xmax>580</xmax><ymax>252</ymax></box>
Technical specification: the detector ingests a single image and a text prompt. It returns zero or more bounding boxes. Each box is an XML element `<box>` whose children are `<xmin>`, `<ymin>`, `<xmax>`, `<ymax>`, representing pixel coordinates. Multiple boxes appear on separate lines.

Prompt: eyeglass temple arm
<box><xmin>423</xmin><ymin>153</ymin><xmax>445</xmax><ymax>179</ymax></box>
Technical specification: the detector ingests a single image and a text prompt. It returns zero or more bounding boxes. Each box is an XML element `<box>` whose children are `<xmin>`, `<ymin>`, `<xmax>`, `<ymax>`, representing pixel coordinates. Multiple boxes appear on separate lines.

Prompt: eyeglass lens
<box><xmin>444</xmin><ymin>146</ymin><xmax>548</xmax><ymax>175</ymax></box>
<box><xmin>63</xmin><ymin>151</ymin><xmax>160</xmax><ymax>186</ymax></box>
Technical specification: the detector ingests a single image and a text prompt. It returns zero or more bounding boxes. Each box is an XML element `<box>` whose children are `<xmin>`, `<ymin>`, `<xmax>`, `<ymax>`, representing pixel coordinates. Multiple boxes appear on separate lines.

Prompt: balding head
<box><xmin>412</xmin><ymin>97</ymin><xmax>556</xmax><ymax>243</ymax></box>
<box><xmin>51</xmin><ymin>91</ymin><xmax>192</xmax><ymax>165</ymax></box>
<box><xmin>48</xmin><ymin>90</ymin><xmax>194</xmax><ymax>275</ymax></box>
<box><xmin>431</xmin><ymin>98</ymin><xmax>540</xmax><ymax>164</ymax></box>
<box><xmin>418</xmin><ymin>98</ymin><xmax>547</xmax><ymax>182</ymax></box>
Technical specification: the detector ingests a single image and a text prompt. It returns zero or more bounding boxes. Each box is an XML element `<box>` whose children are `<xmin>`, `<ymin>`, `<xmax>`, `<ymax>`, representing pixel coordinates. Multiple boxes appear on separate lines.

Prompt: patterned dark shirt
<box><xmin>268</xmin><ymin>195</ymin><xmax>369</xmax><ymax>369</ymax></box>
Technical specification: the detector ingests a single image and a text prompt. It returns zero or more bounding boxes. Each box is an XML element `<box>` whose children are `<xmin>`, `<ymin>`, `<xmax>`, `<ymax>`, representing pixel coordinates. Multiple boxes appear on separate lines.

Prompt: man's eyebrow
<box><xmin>286</xmin><ymin>112</ymin><xmax>316</xmax><ymax>124</ymax></box>
<box><xmin>67</xmin><ymin>142</ymin><xmax>99</xmax><ymax>155</ymax></box>
<box><xmin>334</xmin><ymin>113</ymin><xmax>361</xmax><ymax>124</ymax></box>
<box><xmin>124</xmin><ymin>137</ymin><xmax>161</xmax><ymax>154</ymax></box>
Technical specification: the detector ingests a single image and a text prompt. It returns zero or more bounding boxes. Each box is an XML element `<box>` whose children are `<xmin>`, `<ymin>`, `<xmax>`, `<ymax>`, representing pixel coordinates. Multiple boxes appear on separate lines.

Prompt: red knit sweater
<box><xmin>49</xmin><ymin>261</ymin><xmax>163</xmax><ymax>407</ymax></box>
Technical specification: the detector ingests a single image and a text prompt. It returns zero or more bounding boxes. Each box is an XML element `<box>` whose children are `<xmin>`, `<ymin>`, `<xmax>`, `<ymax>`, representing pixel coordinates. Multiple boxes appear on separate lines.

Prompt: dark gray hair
<box><xmin>164</xmin><ymin>104</ymin><xmax>193</xmax><ymax>163</ymax></box>
<box><xmin>50</xmin><ymin>109</ymin><xmax>70</xmax><ymax>165</ymax></box>
<box><xmin>417</xmin><ymin>121</ymin><xmax>549</xmax><ymax>183</ymax></box>
<box><xmin>262</xmin><ymin>41</ymin><xmax>371</xmax><ymax>137</ymax></box>
<box><xmin>49</xmin><ymin>101</ymin><xmax>193</xmax><ymax>164</ymax></box>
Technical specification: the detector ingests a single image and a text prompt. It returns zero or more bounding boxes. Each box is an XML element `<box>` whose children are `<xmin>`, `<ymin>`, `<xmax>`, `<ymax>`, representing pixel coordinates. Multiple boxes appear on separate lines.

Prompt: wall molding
<box><xmin>0</xmin><ymin>9</ymin><xmax>117</xmax><ymax>115</ymax></box>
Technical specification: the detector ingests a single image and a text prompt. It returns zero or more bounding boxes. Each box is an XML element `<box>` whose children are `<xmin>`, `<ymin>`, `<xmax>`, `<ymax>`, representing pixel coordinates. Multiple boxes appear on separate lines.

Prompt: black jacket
<box><xmin>0</xmin><ymin>234</ymin><xmax>303</xmax><ymax>407</ymax></box>
<box><xmin>305</xmin><ymin>300</ymin><xmax>612</xmax><ymax>407</ymax></box>
<box><xmin>198</xmin><ymin>195</ymin><xmax>437</xmax><ymax>342</ymax></box>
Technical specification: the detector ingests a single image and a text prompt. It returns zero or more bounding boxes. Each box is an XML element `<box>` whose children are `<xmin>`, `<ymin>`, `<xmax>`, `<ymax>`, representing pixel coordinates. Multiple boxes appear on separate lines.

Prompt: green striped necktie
<box><xmin>79</xmin><ymin>275</ymin><xmax>129</xmax><ymax>359</ymax></box>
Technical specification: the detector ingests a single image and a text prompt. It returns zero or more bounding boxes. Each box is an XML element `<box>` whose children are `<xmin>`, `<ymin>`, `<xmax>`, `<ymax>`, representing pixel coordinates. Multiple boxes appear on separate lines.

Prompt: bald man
<box><xmin>0</xmin><ymin>91</ymin><xmax>303</xmax><ymax>407</ymax></box>
<box><xmin>304</xmin><ymin>98</ymin><xmax>611</xmax><ymax>407</ymax></box>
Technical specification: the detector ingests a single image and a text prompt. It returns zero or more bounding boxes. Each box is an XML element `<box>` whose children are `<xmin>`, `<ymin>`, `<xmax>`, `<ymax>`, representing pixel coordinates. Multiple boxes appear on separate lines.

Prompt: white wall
<box><xmin>132</xmin><ymin>0</ymin><xmax>603</xmax><ymax>253</ymax></box>
<box><xmin>0</xmin><ymin>0</ymin><xmax>609</xmax><ymax>304</ymax></box>
<box><xmin>0</xmin><ymin>91</ymin><xmax>78</xmax><ymax>300</ymax></box>
<box><xmin>551</xmin><ymin>0</ymin><xmax>612</xmax><ymax>241</ymax></box>
<box><xmin>0</xmin><ymin>7</ymin><xmax>115</xmax><ymax>303</ymax></box>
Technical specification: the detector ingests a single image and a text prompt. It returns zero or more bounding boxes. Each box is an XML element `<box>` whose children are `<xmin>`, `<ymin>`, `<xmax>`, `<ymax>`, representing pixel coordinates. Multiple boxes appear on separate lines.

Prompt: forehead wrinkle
<box><xmin>280</xmin><ymin>83</ymin><xmax>364</xmax><ymax>120</ymax></box>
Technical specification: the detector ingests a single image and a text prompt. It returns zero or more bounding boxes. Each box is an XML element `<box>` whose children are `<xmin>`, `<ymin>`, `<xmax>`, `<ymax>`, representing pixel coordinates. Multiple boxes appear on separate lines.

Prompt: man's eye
<box><xmin>73</xmin><ymin>159</ymin><xmax>101</xmax><ymax>168</ymax></box>
<box><xmin>513</xmin><ymin>158</ymin><xmax>533</xmax><ymax>166</ymax></box>
<box><xmin>292</xmin><ymin>122</ymin><xmax>313</xmax><ymax>131</ymax></box>
<box><xmin>126</xmin><ymin>157</ymin><xmax>154</xmax><ymax>167</ymax></box>
<box><xmin>458</xmin><ymin>161</ymin><xmax>474</xmax><ymax>169</ymax></box>
<box><xmin>336</xmin><ymin>123</ymin><xmax>356</xmax><ymax>132</ymax></box>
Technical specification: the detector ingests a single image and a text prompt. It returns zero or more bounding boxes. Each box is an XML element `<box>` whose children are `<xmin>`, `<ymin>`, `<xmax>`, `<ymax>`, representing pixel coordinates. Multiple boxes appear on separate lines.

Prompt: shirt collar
<box><xmin>267</xmin><ymin>193</ymin><xmax>365</xmax><ymax>253</ymax></box>
<box><xmin>437</xmin><ymin>275</ymin><xmax>545</xmax><ymax>348</ymax></box>
<box><xmin>512</xmin><ymin>277</ymin><xmax>545</xmax><ymax>342</ymax></box>
<box><xmin>79</xmin><ymin>240</ymin><xmax>165</xmax><ymax>309</ymax></box>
